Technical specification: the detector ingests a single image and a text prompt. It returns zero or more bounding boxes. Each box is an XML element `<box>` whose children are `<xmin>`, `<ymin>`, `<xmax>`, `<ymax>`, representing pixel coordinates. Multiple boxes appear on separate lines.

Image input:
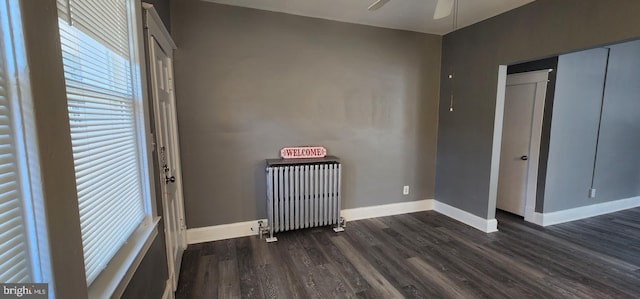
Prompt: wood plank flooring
<box><xmin>176</xmin><ymin>208</ymin><xmax>640</xmax><ymax>298</ymax></box>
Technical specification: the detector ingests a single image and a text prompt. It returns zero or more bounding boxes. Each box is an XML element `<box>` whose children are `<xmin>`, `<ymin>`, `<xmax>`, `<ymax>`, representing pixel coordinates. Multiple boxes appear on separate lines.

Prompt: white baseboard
<box><xmin>341</xmin><ymin>199</ymin><xmax>434</xmax><ymax>221</ymax></box>
<box><xmin>186</xmin><ymin>219</ymin><xmax>267</xmax><ymax>244</ymax></box>
<box><xmin>186</xmin><ymin>200</ymin><xmax>433</xmax><ymax>244</ymax></box>
<box><xmin>532</xmin><ymin>196</ymin><xmax>640</xmax><ymax>226</ymax></box>
<box><xmin>186</xmin><ymin>198</ymin><xmax>505</xmax><ymax>244</ymax></box>
<box><xmin>433</xmin><ymin>201</ymin><xmax>498</xmax><ymax>233</ymax></box>
<box><xmin>530</xmin><ymin>211</ymin><xmax>544</xmax><ymax>226</ymax></box>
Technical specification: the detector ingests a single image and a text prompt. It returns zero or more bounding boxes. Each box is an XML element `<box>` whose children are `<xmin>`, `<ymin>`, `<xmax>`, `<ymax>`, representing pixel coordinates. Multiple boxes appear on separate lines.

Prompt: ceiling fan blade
<box><xmin>433</xmin><ymin>0</ymin><xmax>454</xmax><ymax>19</ymax></box>
<box><xmin>368</xmin><ymin>0</ymin><xmax>391</xmax><ymax>11</ymax></box>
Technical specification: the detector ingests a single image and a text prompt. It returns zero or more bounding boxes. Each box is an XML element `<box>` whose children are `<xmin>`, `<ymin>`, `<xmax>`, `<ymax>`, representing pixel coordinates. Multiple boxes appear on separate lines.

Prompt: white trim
<box><xmin>186</xmin><ymin>199</ymin><xmax>505</xmax><ymax>244</ymax></box>
<box><xmin>506</xmin><ymin>70</ymin><xmax>551</xmax><ymax>85</ymax></box>
<box><xmin>90</xmin><ymin>217</ymin><xmax>159</xmax><ymax>298</ymax></box>
<box><xmin>187</xmin><ymin>200</ymin><xmax>433</xmax><ymax>244</ymax></box>
<box><xmin>341</xmin><ymin>199</ymin><xmax>434</xmax><ymax>221</ymax></box>
<box><xmin>187</xmin><ymin>219</ymin><xmax>268</xmax><ymax>244</ymax></box>
<box><xmin>133</xmin><ymin>0</ymin><xmax>159</xmax><ymax>221</ymax></box>
<box><xmin>433</xmin><ymin>201</ymin><xmax>498</xmax><ymax>233</ymax></box>
<box><xmin>143</xmin><ymin>4</ymin><xmax>187</xmax><ymax>291</ymax></box>
<box><xmin>531</xmin><ymin>211</ymin><xmax>545</xmax><ymax>226</ymax></box>
<box><xmin>142</xmin><ymin>3</ymin><xmax>177</xmax><ymax>50</ymax></box>
<box><xmin>188</xmin><ymin>196</ymin><xmax>638</xmax><ymax>242</ymax></box>
<box><xmin>162</xmin><ymin>279</ymin><xmax>174</xmax><ymax>299</ymax></box>
<box><xmin>1</xmin><ymin>0</ymin><xmax>52</xmax><ymax>285</ymax></box>
<box><xmin>518</xmin><ymin>70</ymin><xmax>550</xmax><ymax>223</ymax></box>
<box><xmin>531</xmin><ymin>196</ymin><xmax>640</xmax><ymax>226</ymax></box>
<box><xmin>487</xmin><ymin>65</ymin><xmax>508</xmax><ymax>219</ymax></box>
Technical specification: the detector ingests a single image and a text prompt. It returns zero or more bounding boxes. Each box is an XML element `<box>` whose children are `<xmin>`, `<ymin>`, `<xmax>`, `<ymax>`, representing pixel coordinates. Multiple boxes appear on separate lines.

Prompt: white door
<box><xmin>149</xmin><ymin>34</ymin><xmax>186</xmax><ymax>290</ymax></box>
<box><xmin>497</xmin><ymin>70</ymin><xmax>549</xmax><ymax>216</ymax></box>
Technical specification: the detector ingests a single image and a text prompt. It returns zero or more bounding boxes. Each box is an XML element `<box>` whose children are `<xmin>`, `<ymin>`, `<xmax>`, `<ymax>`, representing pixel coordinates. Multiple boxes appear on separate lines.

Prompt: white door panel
<box><xmin>497</xmin><ymin>84</ymin><xmax>535</xmax><ymax>215</ymax></box>
<box><xmin>497</xmin><ymin>71</ymin><xmax>549</xmax><ymax>216</ymax></box>
<box><xmin>149</xmin><ymin>35</ymin><xmax>185</xmax><ymax>291</ymax></box>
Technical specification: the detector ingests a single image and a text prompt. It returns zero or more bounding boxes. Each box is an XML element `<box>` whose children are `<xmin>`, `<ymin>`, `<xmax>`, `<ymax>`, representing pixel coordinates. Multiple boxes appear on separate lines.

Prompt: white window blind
<box><xmin>56</xmin><ymin>0</ymin><xmax>146</xmax><ymax>284</ymax></box>
<box><xmin>0</xmin><ymin>13</ymin><xmax>31</xmax><ymax>283</ymax></box>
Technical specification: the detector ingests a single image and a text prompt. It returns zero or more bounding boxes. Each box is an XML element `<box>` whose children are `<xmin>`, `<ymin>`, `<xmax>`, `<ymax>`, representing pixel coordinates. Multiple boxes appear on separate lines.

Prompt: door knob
<box><xmin>165</xmin><ymin>176</ymin><xmax>176</xmax><ymax>184</ymax></box>
<box><xmin>520</xmin><ymin>155</ymin><xmax>528</xmax><ymax>161</ymax></box>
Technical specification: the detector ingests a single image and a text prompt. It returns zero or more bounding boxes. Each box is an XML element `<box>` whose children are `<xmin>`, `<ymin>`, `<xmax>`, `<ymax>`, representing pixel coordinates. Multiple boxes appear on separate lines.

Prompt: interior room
<box><xmin>0</xmin><ymin>0</ymin><xmax>638</xmax><ymax>298</ymax></box>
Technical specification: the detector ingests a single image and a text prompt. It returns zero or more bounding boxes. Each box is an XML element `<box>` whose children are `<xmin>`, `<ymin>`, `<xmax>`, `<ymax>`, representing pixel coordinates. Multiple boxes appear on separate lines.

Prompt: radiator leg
<box><xmin>266</xmin><ymin>226</ymin><xmax>278</xmax><ymax>243</ymax></box>
<box><xmin>258</xmin><ymin>220</ymin><xmax>272</xmax><ymax>240</ymax></box>
<box><xmin>266</xmin><ymin>235</ymin><xmax>278</xmax><ymax>243</ymax></box>
<box><xmin>333</xmin><ymin>217</ymin><xmax>346</xmax><ymax>233</ymax></box>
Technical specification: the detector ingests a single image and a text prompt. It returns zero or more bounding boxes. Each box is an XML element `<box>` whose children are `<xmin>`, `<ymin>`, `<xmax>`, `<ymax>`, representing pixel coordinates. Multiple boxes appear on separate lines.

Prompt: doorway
<box><xmin>495</xmin><ymin>70</ymin><xmax>549</xmax><ymax>219</ymax></box>
<box><xmin>144</xmin><ymin>5</ymin><xmax>187</xmax><ymax>294</ymax></box>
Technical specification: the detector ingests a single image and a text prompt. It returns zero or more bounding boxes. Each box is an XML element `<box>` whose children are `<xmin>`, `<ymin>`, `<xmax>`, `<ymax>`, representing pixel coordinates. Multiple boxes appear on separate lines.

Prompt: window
<box><xmin>0</xmin><ymin>4</ymin><xmax>32</xmax><ymax>285</ymax></box>
<box><xmin>56</xmin><ymin>0</ymin><xmax>154</xmax><ymax>289</ymax></box>
<box><xmin>0</xmin><ymin>0</ymin><xmax>49</xmax><ymax>285</ymax></box>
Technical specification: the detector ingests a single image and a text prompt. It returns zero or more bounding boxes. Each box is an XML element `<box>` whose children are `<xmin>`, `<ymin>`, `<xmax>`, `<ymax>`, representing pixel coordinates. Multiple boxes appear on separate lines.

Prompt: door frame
<box><xmin>142</xmin><ymin>3</ymin><xmax>187</xmax><ymax>291</ymax></box>
<box><xmin>489</xmin><ymin>67</ymin><xmax>550</xmax><ymax>223</ymax></box>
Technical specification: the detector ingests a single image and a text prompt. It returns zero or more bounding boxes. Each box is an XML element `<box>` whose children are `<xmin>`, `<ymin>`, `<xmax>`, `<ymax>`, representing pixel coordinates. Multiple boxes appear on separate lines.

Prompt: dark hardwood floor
<box><xmin>176</xmin><ymin>208</ymin><xmax>640</xmax><ymax>298</ymax></box>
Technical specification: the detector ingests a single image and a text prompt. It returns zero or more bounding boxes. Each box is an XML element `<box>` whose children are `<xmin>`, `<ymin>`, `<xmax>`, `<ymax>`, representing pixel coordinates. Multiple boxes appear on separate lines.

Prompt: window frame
<box><xmin>55</xmin><ymin>0</ymin><xmax>159</xmax><ymax>297</ymax></box>
<box><xmin>0</xmin><ymin>0</ymin><xmax>53</xmax><ymax>288</ymax></box>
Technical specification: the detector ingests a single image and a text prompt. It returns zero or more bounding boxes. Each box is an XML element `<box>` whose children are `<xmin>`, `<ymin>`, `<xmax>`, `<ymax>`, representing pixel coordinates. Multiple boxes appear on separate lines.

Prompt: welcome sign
<box><xmin>280</xmin><ymin>146</ymin><xmax>327</xmax><ymax>159</ymax></box>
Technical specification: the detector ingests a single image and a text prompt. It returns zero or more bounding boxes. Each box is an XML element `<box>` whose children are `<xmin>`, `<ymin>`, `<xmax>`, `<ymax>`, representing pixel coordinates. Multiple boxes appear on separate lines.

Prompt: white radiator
<box><xmin>265</xmin><ymin>159</ymin><xmax>344</xmax><ymax>242</ymax></box>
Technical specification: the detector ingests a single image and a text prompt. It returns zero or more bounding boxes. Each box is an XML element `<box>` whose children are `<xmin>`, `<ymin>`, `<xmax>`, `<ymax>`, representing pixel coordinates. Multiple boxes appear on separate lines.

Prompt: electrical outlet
<box><xmin>403</xmin><ymin>185</ymin><xmax>410</xmax><ymax>195</ymax></box>
<box><xmin>589</xmin><ymin>188</ymin><xmax>596</xmax><ymax>198</ymax></box>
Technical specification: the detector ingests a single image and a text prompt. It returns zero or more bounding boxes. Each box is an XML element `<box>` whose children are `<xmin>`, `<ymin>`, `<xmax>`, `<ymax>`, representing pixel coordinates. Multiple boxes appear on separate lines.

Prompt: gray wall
<box><xmin>542</xmin><ymin>48</ymin><xmax>609</xmax><ymax>212</ymax></box>
<box><xmin>171</xmin><ymin>1</ymin><xmax>442</xmax><ymax>228</ymax></box>
<box><xmin>593</xmin><ymin>40</ymin><xmax>640</xmax><ymax>201</ymax></box>
<box><xmin>542</xmin><ymin>40</ymin><xmax>640</xmax><ymax>213</ymax></box>
<box><xmin>121</xmin><ymin>237</ymin><xmax>168</xmax><ymax>299</ymax></box>
<box><xmin>436</xmin><ymin>0</ymin><xmax>640</xmax><ymax>219</ymax></box>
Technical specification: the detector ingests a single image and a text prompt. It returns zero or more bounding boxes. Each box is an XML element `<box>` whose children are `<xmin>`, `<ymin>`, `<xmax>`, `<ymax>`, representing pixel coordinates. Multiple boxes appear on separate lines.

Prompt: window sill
<box><xmin>88</xmin><ymin>216</ymin><xmax>160</xmax><ymax>299</ymax></box>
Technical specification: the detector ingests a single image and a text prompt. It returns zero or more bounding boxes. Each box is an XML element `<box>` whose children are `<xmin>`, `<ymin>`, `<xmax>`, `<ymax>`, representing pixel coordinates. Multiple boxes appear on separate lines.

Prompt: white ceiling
<box><xmin>201</xmin><ymin>0</ymin><xmax>535</xmax><ymax>35</ymax></box>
